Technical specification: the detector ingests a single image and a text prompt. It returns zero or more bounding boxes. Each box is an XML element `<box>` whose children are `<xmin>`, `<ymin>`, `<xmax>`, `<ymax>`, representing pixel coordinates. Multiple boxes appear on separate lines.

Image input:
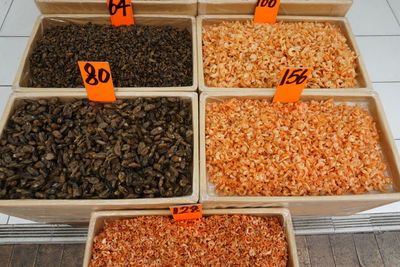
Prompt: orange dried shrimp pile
<box><xmin>206</xmin><ymin>99</ymin><xmax>391</xmax><ymax>196</ymax></box>
<box><xmin>90</xmin><ymin>215</ymin><xmax>288</xmax><ymax>267</ymax></box>
<box><xmin>202</xmin><ymin>20</ymin><xmax>357</xmax><ymax>88</ymax></box>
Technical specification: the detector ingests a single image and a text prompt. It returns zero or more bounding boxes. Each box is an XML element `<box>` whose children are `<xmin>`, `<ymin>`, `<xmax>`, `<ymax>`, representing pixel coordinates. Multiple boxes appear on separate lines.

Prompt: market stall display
<box><xmin>2</xmin><ymin>1</ymin><xmax>400</xmax><ymax>265</ymax></box>
<box><xmin>13</xmin><ymin>15</ymin><xmax>198</xmax><ymax>92</ymax></box>
<box><xmin>0</xmin><ymin>92</ymin><xmax>199</xmax><ymax>223</ymax></box>
<box><xmin>197</xmin><ymin>15</ymin><xmax>370</xmax><ymax>91</ymax></box>
<box><xmin>200</xmin><ymin>91</ymin><xmax>400</xmax><ymax>215</ymax></box>
<box><xmin>83</xmin><ymin>208</ymin><xmax>299</xmax><ymax>267</ymax></box>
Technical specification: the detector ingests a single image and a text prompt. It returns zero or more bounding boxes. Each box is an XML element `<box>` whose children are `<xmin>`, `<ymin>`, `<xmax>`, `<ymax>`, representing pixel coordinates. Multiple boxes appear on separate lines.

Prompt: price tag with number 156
<box><xmin>273</xmin><ymin>67</ymin><xmax>312</xmax><ymax>103</ymax></box>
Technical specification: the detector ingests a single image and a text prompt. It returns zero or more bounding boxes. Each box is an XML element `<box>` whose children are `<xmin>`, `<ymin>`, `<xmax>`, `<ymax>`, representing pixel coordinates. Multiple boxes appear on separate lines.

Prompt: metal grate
<box><xmin>294</xmin><ymin>212</ymin><xmax>400</xmax><ymax>235</ymax></box>
<box><xmin>0</xmin><ymin>212</ymin><xmax>399</xmax><ymax>244</ymax></box>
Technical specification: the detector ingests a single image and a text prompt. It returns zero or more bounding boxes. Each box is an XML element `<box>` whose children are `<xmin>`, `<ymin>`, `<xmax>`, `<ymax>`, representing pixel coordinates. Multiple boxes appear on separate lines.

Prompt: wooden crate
<box><xmin>197</xmin><ymin>15</ymin><xmax>370</xmax><ymax>92</ymax></box>
<box><xmin>83</xmin><ymin>208</ymin><xmax>299</xmax><ymax>267</ymax></box>
<box><xmin>13</xmin><ymin>14</ymin><xmax>198</xmax><ymax>92</ymax></box>
<box><xmin>35</xmin><ymin>0</ymin><xmax>198</xmax><ymax>16</ymax></box>
<box><xmin>0</xmin><ymin>91</ymin><xmax>199</xmax><ymax>223</ymax></box>
<box><xmin>198</xmin><ymin>0</ymin><xmax>352</xmax><ymax>16</ymax></box>
<box><xmin>199</xmin><ymin>91</ymin><xmax>400</xmax><ymax>216</ymax></box>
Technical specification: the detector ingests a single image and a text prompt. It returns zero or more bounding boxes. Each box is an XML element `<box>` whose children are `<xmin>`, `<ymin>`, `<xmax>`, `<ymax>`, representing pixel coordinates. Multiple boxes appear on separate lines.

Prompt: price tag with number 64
<box><xmin>273</xmin><ymin>67</ymin><xmax>312</xmax><ymax>103</ymax></box>
<box><xmin>107</xmin><ymin>0</ymin><xmax>134</xmax><ymax>26</ymax></box>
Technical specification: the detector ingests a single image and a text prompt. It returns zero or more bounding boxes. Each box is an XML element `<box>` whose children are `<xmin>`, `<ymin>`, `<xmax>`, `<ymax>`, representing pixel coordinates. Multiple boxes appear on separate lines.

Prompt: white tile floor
<box><xmin>0</xmin><ymin>0</ymin><xmax>40</xmax><ymax>36</ymax></box>
<box><xmin>0</xmin><ymin>0</ymin><xmax>399</xmax><ymax>224</ymax></box>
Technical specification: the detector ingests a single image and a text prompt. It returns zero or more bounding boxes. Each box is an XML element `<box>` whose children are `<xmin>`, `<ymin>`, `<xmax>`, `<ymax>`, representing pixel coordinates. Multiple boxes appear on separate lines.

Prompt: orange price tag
<box><xmin>107</xmin><ymin>0</ymin><xmax>134</xmax><ymax>27</ymax></box>
<box><xmin>78</xmin><ymin>61</ymin><xmax>116</xmax><ymax>102</ymax></box>
<box><xmin>170</xmin><ymin>204</ymin><xmax>202</xmax><ymax>221</ymax></box>
<box><xmin>254</xmin><ymin>0</ymin><xmax>281</xmax><ymax>24</ymax></box>
<box><xmin>273</xmin><ymin>67</ymin><xmax>312</xmax><ymax>103</ymax></box>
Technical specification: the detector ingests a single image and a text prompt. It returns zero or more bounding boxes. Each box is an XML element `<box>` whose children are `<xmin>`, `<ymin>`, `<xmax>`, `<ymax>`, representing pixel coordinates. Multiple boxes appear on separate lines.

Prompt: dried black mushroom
<box><xmin>0</xmin><ymin>98</ymin><xmax>193</xmax><ymax>199</ymax></box>
<box><xmin>28</xmin><ymin>23</ymin><xmax>193</xmax><ymax>88</ymax></box>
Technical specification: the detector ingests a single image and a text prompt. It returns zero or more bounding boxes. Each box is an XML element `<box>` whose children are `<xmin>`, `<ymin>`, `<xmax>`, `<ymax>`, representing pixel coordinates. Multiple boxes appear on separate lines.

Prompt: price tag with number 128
<box><xmin>78</xmin><ymin>61</ymin><xmax>116</xmax><ymax>102</ymax></box>
<box><xmin>273</xmin><ymin>67</ymin><xmax>312</xmax><ymax>103</ymax></box>
<box><xmin>170</xmin><ymin>204</ymin><xmax>202</xmax><ymax>221</ymax></box>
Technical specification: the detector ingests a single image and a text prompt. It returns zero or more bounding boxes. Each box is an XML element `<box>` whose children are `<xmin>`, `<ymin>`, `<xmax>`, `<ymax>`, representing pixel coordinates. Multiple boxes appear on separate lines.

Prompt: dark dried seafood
<box><xmin>0</xmin><ymin>98</ymin><xmax>193</xmax><ymax>199</ymax></box>
<box><xmin>28</xmin><ymin>23</ymin><xmax>192</xmax><ymax>88</ymax></box>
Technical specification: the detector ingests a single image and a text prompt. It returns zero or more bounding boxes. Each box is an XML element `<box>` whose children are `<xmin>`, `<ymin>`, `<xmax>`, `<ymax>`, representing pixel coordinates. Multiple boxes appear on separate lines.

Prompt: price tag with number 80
<box><xmin>78</xmin><ymin>61</ymin><xmax>116</xmax><ymax>102</ymax></box>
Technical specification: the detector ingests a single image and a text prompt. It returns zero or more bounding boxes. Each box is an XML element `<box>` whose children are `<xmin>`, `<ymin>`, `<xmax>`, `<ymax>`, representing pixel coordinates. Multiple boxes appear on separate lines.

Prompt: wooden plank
<box><xmin>353</xmin><ymin>233</ymin><xmax>384</xmax><ymax>267</ymax></box>
<box><xmin>35</xmin><ymin>0</ymin><xmax>198</xmax><ymax>16</ymax></box>
<box><xmin>35</xmin><ymin>244</ymin><xmax>63</xmax><ymax>267</ymax></box>
<box><xmin>60</xmin><ymin>244</ymin><xmax>85</xmax><ymax>267</ymax></box>
<box><xmin>9</xmin><ymin>244</ymin><xmax>38</xmax><ymax>267</ymax></box>
<box><xmin>329</xmin><ymin>234</ymin><xmax>359</xmax><ymax>267</ymax></box>
<box><xmin>295</xmin><ymin>236</ymin><xmax>311</xmax><ymax>267</ymax></box>
<box><xmin>0</xmin><ymin>245</ymin><xmax>13</xmax><ymax>267</ymax></box>
<box><xmin>306</xmin><ymin>235</ymin><xmax>335</xmax><ymax>267</ymax></box>
<box><xmin>375</xmin><ymin>231</ymin><xmax>400</xmax><ymax>267</ymax></box>
<box><xmin>197</xmin><ymin>0</ymin><xmax>352</xmax><ymax>16</ymax></box>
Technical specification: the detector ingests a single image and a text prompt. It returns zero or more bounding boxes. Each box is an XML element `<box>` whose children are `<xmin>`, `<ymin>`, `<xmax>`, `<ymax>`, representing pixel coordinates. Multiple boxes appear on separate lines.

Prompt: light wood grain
<box><xmin>197</xmin><ymin>15</ymin><xmax>370</xmax><ymax>92</ymax></box>
<box><xmin>13</xmin><ymin>14</ymin><xmax>198</xmax><ymax>93</ymax></box>
<box><xmin>0</xmin><ymin>91</ymin><xmax>199</xmax><ymax>223</ymax></box>
<box><xmin>306</xmin><ymin>235</ymin><xmax>335</xmax><ymax>267</ymax></box>
<box><xmin>353</xmin><ymin>233</ymin><xmax>384</xmax><ymax>267</ymax></box>
<box><xmin>198</xmin><ymin>0</ymin><xmax>352</xmax><ymax>16</ymax></box>
<box><xmin>375</xmin><ymin>231</ymin><xmax>400</xmax><ymax>267</ymax></box>
<box><xmin>35</xmin><ymin>0</ymin><xmax>197</xmax><ymax>16</ymax></box>
<box><xmin>329</xmin><ymin>233</ymin><xmax>360</xmax><ymax>267</ymax></box>
<box><xmin>83</xmin><ymin>208</ymin><xmax>299</xmax><ymax>267</ymax></box>
<box><xmin>199</xmin><ymin>91</ymin><xmax>400</xmax><ymax>216</ymax></box>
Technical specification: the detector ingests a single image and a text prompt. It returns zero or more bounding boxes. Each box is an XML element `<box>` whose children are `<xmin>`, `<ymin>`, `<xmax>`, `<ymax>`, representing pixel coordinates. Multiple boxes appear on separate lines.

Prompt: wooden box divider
<box><xmin>0</xmin><ymin>91</ymin><xmax>199</xmax><ymax>223</ymax></box>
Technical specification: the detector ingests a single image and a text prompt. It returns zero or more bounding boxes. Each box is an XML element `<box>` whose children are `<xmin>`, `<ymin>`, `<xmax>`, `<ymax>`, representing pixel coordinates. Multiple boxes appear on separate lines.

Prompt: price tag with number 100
<box><xmin>78</xmin><ymin>62</ymin><xmax>116</xmax><ymax>102</ymax></box>
<box><xmin>273</xmin><ymin>67</ymin><xmax>312</xmax><ymax>103</ymax></box>
<box><xmin>107</xmin><ymin>0</ymin><xmax>134</xmax><ymax>26</ymax></box>
<box><xmin>254</xmin><ymin>0</ymin><xmax>281</xmax><ymax>24</ymax></box>
<box><xmin>170</xmin><ymin>204</ymin><xmax>202</xmax><ymax>221</ymax></box>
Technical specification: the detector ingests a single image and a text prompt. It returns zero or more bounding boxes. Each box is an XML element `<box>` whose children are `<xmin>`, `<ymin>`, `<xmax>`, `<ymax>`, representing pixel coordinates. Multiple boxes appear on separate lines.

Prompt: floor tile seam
<box><xmin>0</xmin><ymin>0</ymin><xmax>14</xmax><ymax>31</ymax></box>
<box><xmin>386</xmin><ymin>0</ymin><xmax>400</xmax><ymax>27</ymax></box>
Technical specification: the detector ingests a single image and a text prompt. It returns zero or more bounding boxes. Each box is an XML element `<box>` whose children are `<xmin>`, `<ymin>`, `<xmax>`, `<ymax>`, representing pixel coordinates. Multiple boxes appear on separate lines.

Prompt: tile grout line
<box><xmin>373</xmin><ymin>232</ymin><xmax>386</xmax><ymax>265</ymax></box>
<box><xmin>0</xmin><ymin>0</ymin><xmax>14</xmax><ymax>31</ymax></box>
<box><xmin>0</xmin><ymin>36</ymin><xmax>29</xmax><ymax>38</ymax></box>
<box><xmin>355</xmin><ymin>34</ymin><xmax>400</xmax><ymax>37</ymax></box>
<box><xmin>386</xmin><ymin>0</ymin><xmax>400</xmax><ymax>27</ymax></box>
<box><xmin>7</xmin><ymin>244</ymin><xmax>14</xmax><ymax>267</ymax></box>
<box><xmin>31</xmin><ymin>244</ymin><xmax>39</xmax><ymax>267</ymax></box>
<box><xmin>327</xmin><ymin>234</ymin><xmax>337</xmax><ymax>266</ymax></box>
